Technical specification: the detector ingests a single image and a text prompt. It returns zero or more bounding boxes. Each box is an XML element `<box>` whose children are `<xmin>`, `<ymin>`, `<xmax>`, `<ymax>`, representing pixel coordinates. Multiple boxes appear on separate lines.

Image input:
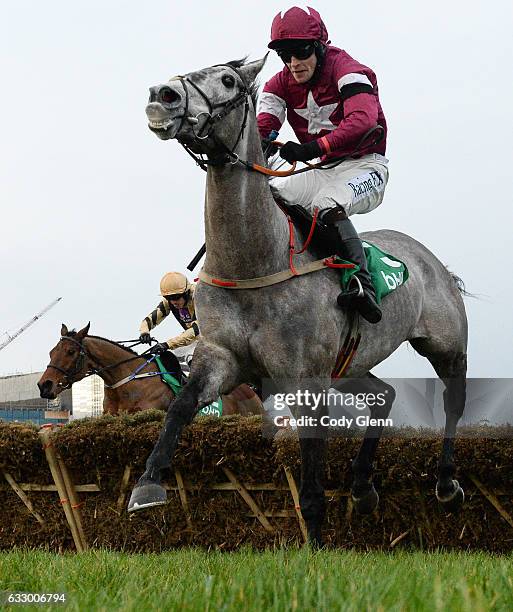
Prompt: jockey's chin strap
<box><xmin>172</xmin><ymin>65</ymin><xmax>251</xmax><ymax>170</ymax></box>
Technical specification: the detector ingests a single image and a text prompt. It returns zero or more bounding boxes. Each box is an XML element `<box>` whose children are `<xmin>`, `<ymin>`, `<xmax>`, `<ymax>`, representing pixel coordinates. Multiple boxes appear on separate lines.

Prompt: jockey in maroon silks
<box><xmin>257</xmin><ymin>6</ymin><xmax>389</xmax><ymax>324</ymax></box>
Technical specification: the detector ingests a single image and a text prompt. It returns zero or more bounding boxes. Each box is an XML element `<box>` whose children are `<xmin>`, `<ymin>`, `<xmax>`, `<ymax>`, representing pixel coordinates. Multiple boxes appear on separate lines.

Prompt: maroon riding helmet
<box><xmin>268</xmin><ymin>6</ymin><xmax>330</xmax><ymax>50</ymax></box>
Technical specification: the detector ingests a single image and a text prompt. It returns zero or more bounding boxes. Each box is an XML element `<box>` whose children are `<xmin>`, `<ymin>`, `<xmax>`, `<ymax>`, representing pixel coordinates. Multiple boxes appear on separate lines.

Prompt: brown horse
<box><xmin>37</xmin><ymin>323</ymin><xmax>264</xmax><ymax>416</ymax></box>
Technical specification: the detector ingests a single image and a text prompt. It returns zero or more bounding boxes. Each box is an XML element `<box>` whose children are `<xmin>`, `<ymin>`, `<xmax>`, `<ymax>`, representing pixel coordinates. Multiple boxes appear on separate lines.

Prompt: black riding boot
<box><xmin>322</xmin><ymin>208</ymin><xmax>382</xmax><ymax>324</ymax></box>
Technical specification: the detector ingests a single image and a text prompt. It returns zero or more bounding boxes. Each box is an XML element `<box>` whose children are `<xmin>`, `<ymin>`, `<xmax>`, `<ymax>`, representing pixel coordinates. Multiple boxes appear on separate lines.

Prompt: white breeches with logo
<box><xmin>269</xmin><ymin>153</ymin><xmax>389</xmax><ymax>216</ymax></box>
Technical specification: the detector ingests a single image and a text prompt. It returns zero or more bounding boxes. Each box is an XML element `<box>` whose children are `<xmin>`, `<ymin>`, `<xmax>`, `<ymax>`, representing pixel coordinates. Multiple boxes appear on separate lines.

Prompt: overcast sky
<box><xmin>1</xmin><ymin>1</ymin><xmax>511</xmax><ymax>378</ymax></box>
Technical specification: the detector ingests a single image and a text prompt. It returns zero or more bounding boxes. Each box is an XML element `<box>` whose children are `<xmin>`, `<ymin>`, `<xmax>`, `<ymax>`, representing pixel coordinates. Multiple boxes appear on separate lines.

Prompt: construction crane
<box><xmin>0</xmin><ymin>297</ymin><xmax>62</xmax><ymax>352</ymax></box>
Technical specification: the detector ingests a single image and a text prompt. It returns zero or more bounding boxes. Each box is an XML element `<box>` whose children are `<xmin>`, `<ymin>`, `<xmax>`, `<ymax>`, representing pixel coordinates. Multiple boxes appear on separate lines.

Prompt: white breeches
<box><xmin>269</xmin><ymin>153</ymin><xmax>389</xmax><ymax>216</ymax></box>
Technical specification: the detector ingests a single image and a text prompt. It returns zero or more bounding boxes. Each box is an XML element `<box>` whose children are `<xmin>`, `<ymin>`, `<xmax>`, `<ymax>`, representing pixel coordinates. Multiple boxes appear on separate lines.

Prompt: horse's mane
<box><xmin>65</xmin><ymin>331</ymin><xmax>182</xmax><ymax>375</ymax></box>
<box><xmin>66</xmin><ymin>331</ymin><xmax>140</xmax><ymax>356</ymax></box>
<box><xmin>226</xmin><ymin>58</ymin><xmax>259</xmax><ymax>109</ymax></box>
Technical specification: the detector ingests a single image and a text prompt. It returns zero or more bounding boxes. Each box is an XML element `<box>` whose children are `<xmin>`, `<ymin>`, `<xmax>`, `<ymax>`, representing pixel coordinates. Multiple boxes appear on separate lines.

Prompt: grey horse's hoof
<box><xmin>352</xmin><ymin>484</ymin><xmax>379</xmax><ymax>515</ymax></box>
<box><xmin>127</xmin><ymin>482</ymin><xmax>167</xmax><ymax>513</ymax></box>
<box><xmin>307</xmin><ymin>525</ymin><xmax>325</xmax><ymax>550</ymax></box>
<box><xmin>436</xmin><ymin>479</ymin><xmax>465</xmax><ymax>513</ymax></box>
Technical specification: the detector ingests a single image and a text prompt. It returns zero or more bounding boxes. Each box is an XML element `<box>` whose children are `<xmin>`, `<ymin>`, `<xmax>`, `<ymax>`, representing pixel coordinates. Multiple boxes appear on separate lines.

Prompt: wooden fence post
<box><xmin>39</xmin><ymin>426</ymin><xmax>85</xmax><ymax>552</ymax></box>
<box><xmin>222</xmin><ymin>467</ymin><xmax>274</xmax><ymax>533</ymax></box>
<box><xmin>175</xmin><ymin>470</ymin><xmax>193</xmax><ymax>531</ymax></box>
<box><xmin>283</xmin><ymin>466</ymin><xmax>307</xmax><ymax>542</ymax></box>
<box><xmin>116</xmin><ymin>465</ymin><xmax>132</xmax><ymax>513</ymax></box>
<box><xmin>2</xmin><ymin>470</ymin><xmax>44</xmax><ymax>525</ymax></box>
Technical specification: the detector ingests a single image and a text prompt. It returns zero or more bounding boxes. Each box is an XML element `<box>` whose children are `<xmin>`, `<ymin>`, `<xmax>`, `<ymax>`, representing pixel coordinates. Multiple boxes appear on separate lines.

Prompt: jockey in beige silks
<box><xmin>258</xmin><ymin>6</ymin><xmax>388</xmax><ymax>324</ymax></box>
<box><xmin>139</xmin><ymin>272</ymin><xmax>200</xmax><ymax>354</ymax></box>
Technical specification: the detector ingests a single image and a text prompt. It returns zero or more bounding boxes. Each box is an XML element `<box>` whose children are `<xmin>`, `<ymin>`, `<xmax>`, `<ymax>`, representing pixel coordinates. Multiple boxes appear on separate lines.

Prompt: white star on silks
<box><xmin>293</xmin><ymin>91</ymin><xmax>338</xmax><ymax>134</ymax></box>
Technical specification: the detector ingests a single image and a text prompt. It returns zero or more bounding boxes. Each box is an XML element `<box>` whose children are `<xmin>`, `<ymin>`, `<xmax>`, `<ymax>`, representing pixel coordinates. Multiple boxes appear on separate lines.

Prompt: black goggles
<box><xmin>164</xmin><ymin>292</ymin><xmax>187</xmax><ymax>301</ymax></box>
<box><xmin>277</xmin><ymin>43</ymin><xmax>315</xmax><ymax>63</ymax></box>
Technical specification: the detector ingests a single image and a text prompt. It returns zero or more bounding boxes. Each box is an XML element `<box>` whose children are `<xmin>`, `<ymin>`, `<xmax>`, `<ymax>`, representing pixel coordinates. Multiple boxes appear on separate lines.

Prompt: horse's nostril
<box><xmin>38</xmin><ymin>380</ymin><xmax>52</xmax><ymax>396</ymax></box>
<box><xmin>160</xmin><ymin>87</ymin><xmax>180</xmax><ymax>105</ymax></box>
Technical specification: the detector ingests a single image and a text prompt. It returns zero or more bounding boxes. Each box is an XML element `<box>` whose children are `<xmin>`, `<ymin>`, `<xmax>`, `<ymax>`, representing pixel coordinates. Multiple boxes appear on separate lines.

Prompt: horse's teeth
<box><xmin>149</xmin><ymin>119</ymin><xmax>172</xmax><ymax>129</ymax></box>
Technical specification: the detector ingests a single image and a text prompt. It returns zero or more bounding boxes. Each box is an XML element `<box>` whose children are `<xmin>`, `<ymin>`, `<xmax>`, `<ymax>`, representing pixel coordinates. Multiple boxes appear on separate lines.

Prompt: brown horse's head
<box><xmin>38</xmin><ymin>323</ymin><xmax>91</xmax><ymax>399</ymax></box>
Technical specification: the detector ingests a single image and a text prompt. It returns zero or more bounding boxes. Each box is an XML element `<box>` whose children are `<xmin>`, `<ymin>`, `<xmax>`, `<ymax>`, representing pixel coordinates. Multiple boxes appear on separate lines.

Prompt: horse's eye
<box><xmin>222</xmin><ymin>74</ymin><xmax>235</xmax><ymax>88</ymax></box>
<box><xmin>67</xmin><ymin>349</ymin><xmax>74</xmax><ymax>356</ymax></box>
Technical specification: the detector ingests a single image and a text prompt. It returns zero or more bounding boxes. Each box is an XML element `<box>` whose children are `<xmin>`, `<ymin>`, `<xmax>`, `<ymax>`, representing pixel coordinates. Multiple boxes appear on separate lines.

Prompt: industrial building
<box><xmin>0</xmin><ymin>371</ymin><xmax>105</xmax><ymax>425</ymax></box>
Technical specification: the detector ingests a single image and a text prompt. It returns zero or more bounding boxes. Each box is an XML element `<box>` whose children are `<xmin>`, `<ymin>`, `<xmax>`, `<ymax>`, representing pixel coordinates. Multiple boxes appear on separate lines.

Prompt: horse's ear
<box><xmin>76</xmin><ymin>322</ymin><xmax>90</xmax><ymax>340</ymax></box>
<box><xmin>61</xmin><ymin>324</ymin><xmax>68</xmax><ymax>337</ymax></box>
<box><xmin>239</xmin><ymin>55</ymin><xmax>268</xmax><ymax>86</ymax></box>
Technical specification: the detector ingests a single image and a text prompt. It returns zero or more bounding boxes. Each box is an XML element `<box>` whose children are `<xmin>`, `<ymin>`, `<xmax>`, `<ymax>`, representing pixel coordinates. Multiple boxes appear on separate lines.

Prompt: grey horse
<box><xmin>128</xmin><ymin>57</ymin><xmax>467</xmax><ymax>546</ymax></box>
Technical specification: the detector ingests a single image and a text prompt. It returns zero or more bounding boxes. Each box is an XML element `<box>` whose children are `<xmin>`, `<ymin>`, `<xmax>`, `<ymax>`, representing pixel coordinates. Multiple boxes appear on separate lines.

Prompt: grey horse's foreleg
<box><xmin>127</xmin><ymin>377</ymin><xmax>207</xmax><ymax>512</ymax></box>
<box><xmin>298</xmin><ymin>436</ymin><xmax>327</xmax><ymax>548</ymax></box>
<box><xmin>432</xmin><ymin>353</ymin><xmax>467</xmax><ymax>511</ymax></box>
<box><xmin>334</xmin><ymin>373</ymin><xmax>396</xmax><ymax>514</ymax></box>
<box><xmin>294</xmin><ymin>383</ymin><xmax>329</xmax><ymax>548</ymax></box>
<box><xmin>128</xmin><ymin>348</ymin><xmax>237</xmax><ymax>512</ymax></box>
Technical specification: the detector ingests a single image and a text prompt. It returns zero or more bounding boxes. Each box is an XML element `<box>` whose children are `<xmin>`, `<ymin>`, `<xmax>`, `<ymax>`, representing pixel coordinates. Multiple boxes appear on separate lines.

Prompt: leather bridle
<box><xmin>46</xmin><ymin>335</ymin><xmax>151</xmax><ymax>390</ymax></box>
<box><xmin>168</xmin><ymin>63</ymin><xmax>385</xmax><ymax>179</ymax></box>
<box><xmin>46</xmin><ymin>336</ymin><xmax>89</xmax><ymax>389</ymax></box>
<box><xmin>170</xmin><ymin>64</ymin><xmax>251</xmax><ymax>169</ymax></box>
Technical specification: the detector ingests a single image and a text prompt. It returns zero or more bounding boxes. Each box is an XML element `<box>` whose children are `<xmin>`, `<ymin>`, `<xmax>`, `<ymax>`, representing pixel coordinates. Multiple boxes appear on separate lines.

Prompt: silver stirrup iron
<box><xmin>350</xmin><ymin>275</ymin><xmax>364</xmax><ymax>298</ymax></box>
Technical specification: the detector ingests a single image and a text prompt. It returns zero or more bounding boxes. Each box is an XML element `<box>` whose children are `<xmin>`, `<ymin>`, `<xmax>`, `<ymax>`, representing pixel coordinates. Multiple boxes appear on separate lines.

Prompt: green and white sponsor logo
<box><xmin>360</xmin><ymin>241</ymin><xmax>409</xmax><ymax>302</ymax></box>
<box><xmin>199</xmin><ymin>398</ymin><xmax>223</xmax><ymax>418</ymax></box>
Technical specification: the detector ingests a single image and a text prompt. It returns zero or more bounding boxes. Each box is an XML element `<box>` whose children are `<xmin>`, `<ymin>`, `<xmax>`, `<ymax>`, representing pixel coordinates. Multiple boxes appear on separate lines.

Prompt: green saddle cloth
<box><xmin>337</xmin><ymin>241</ymin><xmax>409</xmax><ymax>304</ymax></box>
<box><xmin>154</xmin><ymin>356</ymin><xmax>223</xmax><ymax>417</ymax></box>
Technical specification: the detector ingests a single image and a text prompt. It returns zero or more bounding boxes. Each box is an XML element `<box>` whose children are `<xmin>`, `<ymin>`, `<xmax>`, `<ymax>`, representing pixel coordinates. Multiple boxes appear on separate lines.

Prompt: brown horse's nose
<box><xmin>38</xmin><ymin>379</ymin><xmax>55</xmax><ymax>399</ymax></box>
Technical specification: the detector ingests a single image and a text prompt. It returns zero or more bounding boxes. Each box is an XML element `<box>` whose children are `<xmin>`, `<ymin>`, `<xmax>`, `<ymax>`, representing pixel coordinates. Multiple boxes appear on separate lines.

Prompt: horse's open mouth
<box><xmin>148</xmin><ymin>117</ymin><xmax>178</xmax><ymax>139</ymax></box>
<box><xmin>148</xmin><ymin>118</ymin><xmax>175</xmax><ymax>131</ymax></box>
<box><xmin>146</xmin><ymin>101</ymin><xmax>182</xmax><ymax>139</ymax></box>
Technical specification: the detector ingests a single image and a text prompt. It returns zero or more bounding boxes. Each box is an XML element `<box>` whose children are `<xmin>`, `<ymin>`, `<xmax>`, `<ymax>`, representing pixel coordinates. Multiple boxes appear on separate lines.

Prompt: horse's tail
<box><xmin>447</xmin><ymin>268</ymin><xmax>475</xmax><ymax>298</ymax></box>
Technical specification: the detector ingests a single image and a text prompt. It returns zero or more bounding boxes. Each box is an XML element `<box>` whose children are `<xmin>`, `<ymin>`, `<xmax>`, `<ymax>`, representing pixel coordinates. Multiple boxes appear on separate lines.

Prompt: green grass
<box><xmin>1</xmin><ymin>548</ymin><xmax>512</xmax><ymax>611</ymax></box>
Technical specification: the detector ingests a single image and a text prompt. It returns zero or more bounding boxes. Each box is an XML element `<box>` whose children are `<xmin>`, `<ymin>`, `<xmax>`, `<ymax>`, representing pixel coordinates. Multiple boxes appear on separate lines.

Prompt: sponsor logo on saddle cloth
<box><xmin>199</xmin><ymin>400</ymin><xmax>222</xmax><ymax>418</ymax></box>
<box><xmin>155</xmin><ymin>356</ymin><xmax>223</xmax><ymax>417</ymax></box>
<box><xmin>337</xmin><ymin>242</ymin><xmax>409</xmax><ymax>303</ymax></box>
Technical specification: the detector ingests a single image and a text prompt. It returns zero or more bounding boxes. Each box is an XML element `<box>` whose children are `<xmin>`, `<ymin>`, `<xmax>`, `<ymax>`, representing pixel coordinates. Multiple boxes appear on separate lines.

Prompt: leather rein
<box><xmin>46</xmin><ymin>335</ymin><xmax>160</xmax><ymax>391</ymax></box>
<box><xmin>171</xmin><ymin>65</ymin><xmax>251</xmax><ymax>171</ymax></box>
<box><xmin>170</xmin><ymin>65</ymin><xmax>385</xmax><ymax>288</ymax></box>
<box><xmin>173</xmin><ymin>63</ymin><xmax>383</xmax><ymax>178</ymax></box>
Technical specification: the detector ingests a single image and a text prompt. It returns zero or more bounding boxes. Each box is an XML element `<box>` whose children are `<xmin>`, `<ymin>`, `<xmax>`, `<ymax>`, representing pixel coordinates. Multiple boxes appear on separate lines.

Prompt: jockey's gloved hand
<box><xmin>148</xmin><ymin>342</ymin><xmax>169</xmax><ymax>355</ymax></box>
<box><xmin>261</xmin><ymin>137</ymin><xmax>279</xmax><ymax>158</ymax></box>
<box><xmin>280</xmin><ymin>140</ymin><xmax>321</xmax><ymax>163</ymax></box>
<box><xmin>139</xmin><ymin>332</ymin><xmax>152</xmax><ymax>344</ymax></box>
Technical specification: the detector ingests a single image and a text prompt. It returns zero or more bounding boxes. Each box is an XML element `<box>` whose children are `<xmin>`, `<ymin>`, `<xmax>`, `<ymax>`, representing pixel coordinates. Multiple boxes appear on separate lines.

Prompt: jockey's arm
<box><xmin>139</xmin><ymin>299</ymin><xmax>171</xmax><ymax>335</ymax></box>
<box><xmin>257</xmin><ymin>78</ymin><xmax>286</xmax><ymax>139</ymax></box>
<box><xmin>317</xmin><ymin>90</ymin><xmax>378</xmax><ymax>156</ymax></box>
<box><xmin>166</xmin><ymin>324</ymin><xmax>200</xmax><ymax>350</ymax></box>
<box><xmin>257</xmin><ymin>70</ymin><xmax>379</xmax><ymax>158</ymax></box>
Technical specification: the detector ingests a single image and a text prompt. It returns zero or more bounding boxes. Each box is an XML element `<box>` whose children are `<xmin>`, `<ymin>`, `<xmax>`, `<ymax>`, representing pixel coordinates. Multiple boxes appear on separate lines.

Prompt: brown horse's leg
<box><xmin>102</xmin><ymin>394</ymin><xmax>119</xmax><ymax>415</ymax></box>
<box><xmin>225</xmin><ymin>384</ymin><xmax>265</xmax><ymax>416</ymax></box>
<box><xmin>220</xmin><ymin>393</ymin><xmax>238</xmax><ymax>415</ymax></box>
